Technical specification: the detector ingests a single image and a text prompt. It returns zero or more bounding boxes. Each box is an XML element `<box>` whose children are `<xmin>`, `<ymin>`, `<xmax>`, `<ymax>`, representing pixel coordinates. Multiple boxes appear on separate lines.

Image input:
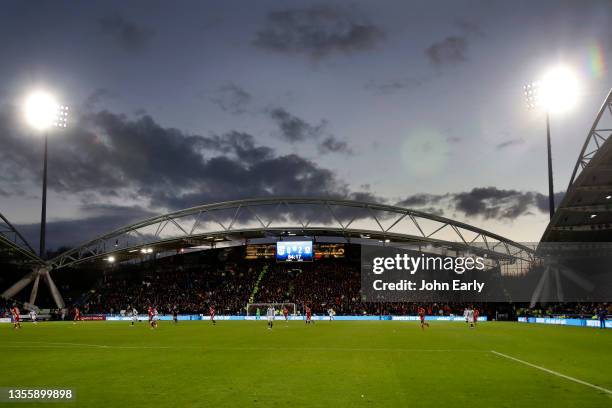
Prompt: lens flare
<box><xmin>400</xmin><ymin>128</ymin><xmax>449</xmax><ymax>177</ymax></box>
<box><xmin>588</xmin><ymin>44</ymin><xmax>606</xmax><ymax>79</ymax></box>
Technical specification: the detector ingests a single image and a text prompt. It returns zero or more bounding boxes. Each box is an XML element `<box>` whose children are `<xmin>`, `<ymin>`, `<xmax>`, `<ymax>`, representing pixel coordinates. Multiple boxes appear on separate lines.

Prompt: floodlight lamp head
<box><xmin>24</xmin><ymin>91</ymin><xmax>69</xmax><ymax>131</ymax></box>
<box><xmin>24</xmin><ymin>91</ymin><xmax>58</xmax><ymax>131</ymax></box>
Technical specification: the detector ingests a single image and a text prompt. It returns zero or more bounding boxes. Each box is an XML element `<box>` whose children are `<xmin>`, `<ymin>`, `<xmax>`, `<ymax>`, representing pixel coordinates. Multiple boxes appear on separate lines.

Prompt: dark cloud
<box><xmin>209</xmin><ymin>84</ymin><xmax>252</xmax><ymax>115</ymax></box>
<box><xmin>425</xmin><ymin>36</ymin><xmax>468</xmax><ymax>66</ymax></box>
<box><xmin>253</xmin><ymin>5</ymin><xmax>385</xmax><ymax>58</ymax></box>
<box><xmin>16</xmin><ymin>204</ymin><xmax>155</xmax><ymax>254</ymax></box>
<box><xmin>210</xmin><ymin>131</ymin><xmax>274</xmax><ymax>164</ymax></box>
<box><xmin>454</xmin><ymin>187</ymin><xmax>534</xmax><ymax>219</ymax></box>
<box><xmin>534</xmin><ymin>191</ymin><xmax>566</xmax><ymax>213</ymax></box>
<box><xmin>84</xmin><ymin>88</ymin><xmax>118</xmax><ymax>110</ymax></box>
<box><xmin>496</xmin><ymin>138</ymin><xmax>525</xmax><ymax>150</ymax></box>
<box><xmin>0</xmin><ymin>105</ymin><xmax>378</xmax><ymax>235</ymax></box>
<box><xmin>347</xmin><ymin>191</ymin><xmax>383</xmax><ymax>204</ymax></box>
<box><xmin>269</xmin><ymin>107</ymin><xmax>326</xmax><ymax>142</ymax></box>
<box><xmin>98</xmin><ymin>14</ymin><xmax>155</xmax><ymax>52</ymax></box>
<box><xmin>398</xmin><ymin>187</ymin><xmax>565</xmax><ymax>220</ymax></box>
<box><xmin>318</xmin><ymin>136</ymin><xmax>352</xmax><ymax>155</ymax></box>
<box><xmin>397</xmin><ymin>193</ymin><xmax>447</xmax><ymax>208</ymax></box>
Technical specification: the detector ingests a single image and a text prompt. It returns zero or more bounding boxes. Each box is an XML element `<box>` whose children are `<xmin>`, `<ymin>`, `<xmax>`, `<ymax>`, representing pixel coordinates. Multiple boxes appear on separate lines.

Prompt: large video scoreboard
<box><xmin>276</xmin><ymin>241</ymin><xmax>312</xmax><ymax>262</ymax></box>
<box><xmin>244</xmin><ymin>243</ymin><xmax>345</xmax><ymax>261</ymax></box>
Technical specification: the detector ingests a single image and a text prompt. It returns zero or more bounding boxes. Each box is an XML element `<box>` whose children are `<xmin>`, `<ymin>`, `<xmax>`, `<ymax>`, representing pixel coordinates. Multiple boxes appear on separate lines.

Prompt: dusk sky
<box><xmin>1</xmin><ymin>0</ymin><xmax>611</xmax><ymax>250</ymax></box>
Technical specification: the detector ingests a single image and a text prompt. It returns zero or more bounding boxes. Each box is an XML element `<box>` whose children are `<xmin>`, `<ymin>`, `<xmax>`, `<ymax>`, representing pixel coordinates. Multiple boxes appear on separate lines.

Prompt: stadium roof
<box><xmin>542</xmin><ymin>89</ymin><xmax>612</xmax><ymax>242</ymax></box>
<box><xmin>47</xmin><ymin>197</ymin><xmax>535</xmax><ymax>270</ymax></box>
<box><xmin>0</xmin><ymin>212</ymin><xmax>43</xmax><ymax>264</ymax></box>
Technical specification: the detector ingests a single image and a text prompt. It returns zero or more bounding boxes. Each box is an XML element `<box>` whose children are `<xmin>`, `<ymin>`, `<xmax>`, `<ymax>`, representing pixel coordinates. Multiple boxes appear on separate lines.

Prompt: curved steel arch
<box><xmin>0</xmin><ymin>212</ymin><xmax>43</xmax><ymax>264</ymax></box>
<box><xmin>48</xmin><ymin>197</ymin><xmax>535</xmax><ymax>269</ymax></box>
<box><xmin>567</xmin><ymin>89</ymin><xmax>612</xmax><ymax>189</ymax></box>
<box><xmin>541</xmin><ymin>88</ymin><xmax>612</xmax><ymax>242</ymax></box>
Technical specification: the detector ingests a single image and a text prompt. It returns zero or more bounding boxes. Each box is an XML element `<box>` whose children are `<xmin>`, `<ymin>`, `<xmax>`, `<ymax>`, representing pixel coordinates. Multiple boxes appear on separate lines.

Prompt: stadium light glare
<box><xmin>539</xmin><ymin>66</ymin><xmax>579</xmax><ymax>113</ymax></box>
<box><xmin>606</xmin><ymin>195</ymin><xmax>611</xmax><ymax>200</ymax></box>
<box><xmin>590</xmin><ymin>214</ymin><xmax>598</xmax><ymax>219</ymax></box>
<box><xmin>24</xmin><ymin>91</ymin><xmax>59</xmax><ymax>131</ymax></box>
<box><xmin>524</xmin><ymin>66</ymin><xmax>579</xmax><ymax>114</ymax></box>
<box><xmin>24</xmin><ymin>92</ymin><xmax>68</xmax><ymax>131</ymax></box>
<box><xmin>107</xmin><ymin>256</ymin><xmax>115</xmax><ymax>263</ymax></box>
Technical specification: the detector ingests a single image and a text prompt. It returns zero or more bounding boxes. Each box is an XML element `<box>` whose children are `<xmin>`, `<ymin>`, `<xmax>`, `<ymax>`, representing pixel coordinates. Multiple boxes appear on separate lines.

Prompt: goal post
<box><xmin>246</xmin><ymin>303</ymin><xmax>297</xmax><ymax>317</ymax></box>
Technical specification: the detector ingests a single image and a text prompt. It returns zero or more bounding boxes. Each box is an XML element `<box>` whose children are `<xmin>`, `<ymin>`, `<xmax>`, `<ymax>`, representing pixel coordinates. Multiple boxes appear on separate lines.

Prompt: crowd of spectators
<box><xmin>67</xmin><ymin>255</ymin><xmax>605</xmax><ymax>318</ymax></box>
<box><xmin>516</xmin><ymin>303</ymin><xmax>611</xmax><ymax>318</ymax></box>
<box><xmin>80</xmin><ymin>261</ymin><xmax>259</xmax><ymax>315</ymax></box>
<box><xmin>257</xmin><ymin>262</ymin><xmax>364</xmax><ymax>314</ymax></box>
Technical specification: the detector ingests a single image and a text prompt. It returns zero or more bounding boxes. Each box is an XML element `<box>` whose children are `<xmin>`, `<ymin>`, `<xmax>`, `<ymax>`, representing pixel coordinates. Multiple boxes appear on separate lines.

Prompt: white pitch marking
<box><xmin>5</xmin><ymin>341</ymin><xmax>170</xmax><ymax>349</ymax></box>
<box><xmin>491</xmin><ymin>350</ymin><xmax>612</xmax><ymax>396</ymax></box>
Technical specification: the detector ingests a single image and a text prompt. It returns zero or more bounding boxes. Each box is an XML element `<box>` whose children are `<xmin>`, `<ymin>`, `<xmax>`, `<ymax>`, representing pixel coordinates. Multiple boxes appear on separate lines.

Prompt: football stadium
<box><xmin>1</xmin><ymin>2</ymin><xmax>612</xmax><ymax>408</ymax></box>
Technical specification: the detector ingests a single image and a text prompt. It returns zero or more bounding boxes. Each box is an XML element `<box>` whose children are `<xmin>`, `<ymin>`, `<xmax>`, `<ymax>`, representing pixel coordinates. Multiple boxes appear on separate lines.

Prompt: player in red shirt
<box><xmin>283</xmin><ymin>307</ymin><xmax>289</xmax><ymax>321</ymax></box>
<box><xmin>73</xmin><ymin>307</ymin><xmax>81</xmax><ymax>324</ymax></box>
<box><xmin>151</xmin><ymin>307</ymin><xmax>159</xmax><ymax>329</ymax></box>
<box><xmin>11</xmin><ymin>305</ymin><xmax>21</xmax><ymax>329</ymax></box>
<box><xmin>305</xmin><ymin>306</ymin><xmax>312</xmax><ymax>325</ymax></box>
<box><xmin>209</xmin><ymin>305</ymin><xmax>216</xmax><ymax>325</ymax></box>
<box><xmin>148</xmin><ymin>306</ymin><xmax>153</xmax><ymax>326</ymax></box>
<box><xmin>473</xmin><ymin>308</ymin><xmax>479</xmax><ymax>326</ymax></box>
<box><xmin>418</xmin><ymin>306</ymin><xmax>429</xmax><ymax>330</ymax></box>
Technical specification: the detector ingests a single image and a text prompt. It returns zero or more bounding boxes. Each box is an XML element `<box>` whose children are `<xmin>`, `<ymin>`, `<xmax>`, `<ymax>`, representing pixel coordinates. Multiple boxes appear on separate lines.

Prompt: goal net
<box><xmin>246</xmin><ymin>303</ymin><xmax>298</xmax><ymax>317</ymax></box>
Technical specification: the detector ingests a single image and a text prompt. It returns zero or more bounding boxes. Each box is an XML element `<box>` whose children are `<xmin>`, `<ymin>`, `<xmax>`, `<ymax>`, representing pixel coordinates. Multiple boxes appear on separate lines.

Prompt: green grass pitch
<box><xmin>1</xmin><ymin>321</ymin><xmax>610</xmax><ymax>407</ymax></box>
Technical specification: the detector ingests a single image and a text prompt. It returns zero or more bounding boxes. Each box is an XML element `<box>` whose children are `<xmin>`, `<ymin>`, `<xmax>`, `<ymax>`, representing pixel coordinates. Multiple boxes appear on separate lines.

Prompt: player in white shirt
<box><xmin>29</xmin><ymin>309</ymin><xmax>38</xmax><ymax>324</ymax></box>
<box><xmin>130</xmin><ymin>307</ymin><xmax>138</xmax><ymax>326</ymax></box>
<box><xmin>266</xmin><ymin>306</ymin><xmax>275</xmax><ymax>330</ymax></box>
<box><xmin>328</xmin><ymin>308</ymin><xmax>335</xmax><ymax>321</ymax></box>
<box><xmin>466</xmin><ymin>307</ymin><xmax>475</xmax><ymax>328</ymax></box>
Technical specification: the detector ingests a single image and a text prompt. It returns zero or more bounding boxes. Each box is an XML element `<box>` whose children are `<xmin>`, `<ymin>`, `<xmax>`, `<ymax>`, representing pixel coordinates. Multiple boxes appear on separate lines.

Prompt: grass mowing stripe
<box><xmin>490</xmin><ymin>350</ymin><xmax>612</xmax><ymax>396</ymax></box>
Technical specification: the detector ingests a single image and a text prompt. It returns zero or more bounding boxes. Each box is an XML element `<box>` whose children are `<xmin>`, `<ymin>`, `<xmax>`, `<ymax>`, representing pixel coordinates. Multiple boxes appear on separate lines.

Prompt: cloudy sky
<box><xmin>1</xmin><ymin>0</ymin><xmax>611</xmax><ymax>250</ymax></box>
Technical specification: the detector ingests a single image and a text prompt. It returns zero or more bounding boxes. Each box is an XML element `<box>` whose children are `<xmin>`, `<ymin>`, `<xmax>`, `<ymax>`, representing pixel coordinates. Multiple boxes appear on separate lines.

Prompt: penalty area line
<box><xmin>490</xmin><ymin>350</ymin><xmax>612</xmax><ymax>396</ymax></box>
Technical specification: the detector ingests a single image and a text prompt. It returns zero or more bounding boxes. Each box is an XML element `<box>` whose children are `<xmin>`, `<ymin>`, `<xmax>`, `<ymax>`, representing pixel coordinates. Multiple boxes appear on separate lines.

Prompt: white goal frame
<box><xmin>246</xmin><ymin>303</ymin><xmax>297</xmax><ymax>316</ymax></box>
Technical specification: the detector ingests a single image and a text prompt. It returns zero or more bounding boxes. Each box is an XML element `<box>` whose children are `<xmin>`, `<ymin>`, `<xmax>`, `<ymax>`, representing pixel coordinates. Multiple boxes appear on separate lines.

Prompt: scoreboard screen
<box><xmin>276</xmin><ymin>241</ymin><xmax>313</xmax><ymax>262</ymax></box>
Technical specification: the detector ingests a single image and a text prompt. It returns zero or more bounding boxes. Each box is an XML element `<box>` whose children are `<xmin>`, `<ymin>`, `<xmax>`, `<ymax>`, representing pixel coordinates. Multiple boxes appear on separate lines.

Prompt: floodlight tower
<box><xmin>23</xmin><ymin>91</ymin><xmax>69</xmax><ymax>258</ymax></box>
<box><xmin>524</xmin><ymin>66</ymin><xmax>579</xmax><ymax>220</ymax></box>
